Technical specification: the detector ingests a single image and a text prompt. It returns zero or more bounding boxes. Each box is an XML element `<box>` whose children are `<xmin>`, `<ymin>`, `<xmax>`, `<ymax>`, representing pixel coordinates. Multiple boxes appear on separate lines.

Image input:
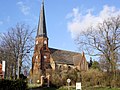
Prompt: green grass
<box><xmin>28</xmin><ymin>84</ymin><xmax>120</xmax><ymax>90</ymax></box>
<box><xmin>28</xmin><ymin>84</ymin><xmax>41</xmax><ymax>88</ymax></box>
<box><xmin>57</xmin><ymin>86</ymin><xmax>120</xmax><ymax>90</ymax></box>
<box><xmin>42</xmin><ymin>87</ymin><xmax>57</xmax><ymax>90</ymax></box>
<box><xmin>83</xmin><ymin>87</ymin><xmax>120</xmax><ymax>90</ymax></box>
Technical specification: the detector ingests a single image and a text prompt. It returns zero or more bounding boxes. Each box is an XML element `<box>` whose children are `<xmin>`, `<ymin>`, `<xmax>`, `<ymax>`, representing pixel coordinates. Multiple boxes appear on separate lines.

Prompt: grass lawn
<box><xmin>57</xmin><ymin>86</ymin><xmax>120</xmax><ymax>90</ymax></box>
<box><xmin>32</xmin><ymin>87</ymin><xmax>120</xmax><ymax>90</ymax></box>
<box><xmin>28</xmin><ymin>84</ymin><xmax>41</xmax><ymax>88</ymax></box>
<box><xmin>28</xmin><ymin>84</ymin><xmax>120</xmax><ymax>90</ymax></box>
<box><xmin>83</xmin><ymin>87</ymin><xmax>120</xmax><ymax>90</ymax></box>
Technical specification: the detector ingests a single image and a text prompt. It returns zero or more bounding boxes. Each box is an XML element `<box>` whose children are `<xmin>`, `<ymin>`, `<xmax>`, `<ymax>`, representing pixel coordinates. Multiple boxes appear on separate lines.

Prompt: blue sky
<box><xmin>0</xmin><ymin>0</ymin><xmax>120</xmax><ymax>60</ymax></box>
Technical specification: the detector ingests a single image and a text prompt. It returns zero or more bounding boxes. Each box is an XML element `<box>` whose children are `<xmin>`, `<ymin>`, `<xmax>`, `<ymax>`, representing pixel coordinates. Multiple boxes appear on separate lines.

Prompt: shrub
<box><xmin>51</xmin><ymin>69</ymin><xmax>79</xmax><ymax>87</ymax></box>
<box><xmin>51</xmin><ymin>71</ymin><xmax>63</xmax><ymax>87</ymax></box>
<box><xmin>0</xmin><ymin>79</ymin><xmax>28</xmax><ymax>90</ymax></box>
<box><xmin>81</xmin><ymin>69</ymin><xmax>104</xmax><ymax>87</ymax></box>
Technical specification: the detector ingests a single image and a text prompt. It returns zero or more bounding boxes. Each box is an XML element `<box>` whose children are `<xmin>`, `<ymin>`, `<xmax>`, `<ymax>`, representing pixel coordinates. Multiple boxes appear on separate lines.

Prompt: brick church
<box><xmin>29</xmin><ymin>0</ymin><xmax>88</xmax><ymax>84</ymax></box>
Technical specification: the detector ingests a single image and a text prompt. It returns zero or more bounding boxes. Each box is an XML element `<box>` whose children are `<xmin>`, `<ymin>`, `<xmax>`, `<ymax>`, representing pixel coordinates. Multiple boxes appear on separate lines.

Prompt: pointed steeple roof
<box><xmin>37</xmin><ymin>0</ymin><xmax>47</xmax><ymax>37</ymax></box>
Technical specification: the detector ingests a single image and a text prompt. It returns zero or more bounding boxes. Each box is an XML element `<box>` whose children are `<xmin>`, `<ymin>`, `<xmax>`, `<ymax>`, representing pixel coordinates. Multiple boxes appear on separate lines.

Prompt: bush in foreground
<box><xmin>0</xmin><ymin>79</ymin><xmax>28</xmax><ymax>90</ymax></box>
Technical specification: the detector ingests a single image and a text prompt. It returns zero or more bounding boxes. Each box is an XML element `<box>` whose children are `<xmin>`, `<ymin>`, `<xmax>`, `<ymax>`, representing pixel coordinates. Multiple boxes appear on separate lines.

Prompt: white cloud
<box><xmin>67</xmin><ymin>5</ymin><xmax>120</xmax><ymax>38</ymax></box>
<box><xmin>17</xmin><ymin>1</ymin><xmax>30</xmax><ymax>15</ymax></box>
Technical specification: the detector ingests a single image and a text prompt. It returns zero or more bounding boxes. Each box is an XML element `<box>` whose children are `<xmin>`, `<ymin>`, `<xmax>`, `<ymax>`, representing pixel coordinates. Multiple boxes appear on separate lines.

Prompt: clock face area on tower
<box><xmin>44</xmin><ymin>40</ymin><xmax>47</xmax><ymax>45</ymax></box>
<box><xmin>43</xmin><ymin>54</ymin><xmax>50</xmax><ymax>63</ymax></box>
<box><xmin>36</xmin><ymin>40</ymin><xmax>38</xmax><ymax>45</ymax></box>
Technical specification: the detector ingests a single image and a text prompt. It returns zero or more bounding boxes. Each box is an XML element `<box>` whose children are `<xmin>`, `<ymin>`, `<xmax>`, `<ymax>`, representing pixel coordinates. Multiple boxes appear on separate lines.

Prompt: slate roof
<box><xmin>49</xmin><ymin>48</ymin><xmax>83</xmax><ymax>65</ymax></box>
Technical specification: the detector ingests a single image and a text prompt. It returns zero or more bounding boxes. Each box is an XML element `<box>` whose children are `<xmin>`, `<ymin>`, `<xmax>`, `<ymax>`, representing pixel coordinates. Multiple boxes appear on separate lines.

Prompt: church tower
<box><xmin>31</xmin><ymin>0</ymin><xmax>51</xmax><ymax>83</ymax></box>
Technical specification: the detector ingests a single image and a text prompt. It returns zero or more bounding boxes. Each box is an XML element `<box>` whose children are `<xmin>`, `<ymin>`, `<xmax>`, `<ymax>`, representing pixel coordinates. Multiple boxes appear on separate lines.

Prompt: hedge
<box><xmin>0</xmin><ymin>79</ymin><xmax>28</xmax><ymax>90</ymax></box>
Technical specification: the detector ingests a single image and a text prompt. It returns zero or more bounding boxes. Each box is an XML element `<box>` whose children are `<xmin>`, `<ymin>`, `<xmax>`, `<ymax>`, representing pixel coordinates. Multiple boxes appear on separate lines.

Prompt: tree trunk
<box><xmin>14</xmin><ymin>62</ymin><xmax>16</xmax><ymax>79</ymax></box>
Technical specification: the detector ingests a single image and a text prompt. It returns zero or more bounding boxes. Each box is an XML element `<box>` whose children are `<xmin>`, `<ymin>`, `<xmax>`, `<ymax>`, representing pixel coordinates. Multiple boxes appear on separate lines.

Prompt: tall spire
<box><xmin>37</xmin><ymin>0</ymin><xmax>47</xmax><ymax>37</ymax></box>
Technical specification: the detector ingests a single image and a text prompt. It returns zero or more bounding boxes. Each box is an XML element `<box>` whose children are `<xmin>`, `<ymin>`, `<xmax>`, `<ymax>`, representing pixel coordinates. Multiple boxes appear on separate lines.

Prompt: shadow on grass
<box><xmin>29</xmin><ymin>86</ymin><xmax>57</xmax><ymax>90</ymax></box>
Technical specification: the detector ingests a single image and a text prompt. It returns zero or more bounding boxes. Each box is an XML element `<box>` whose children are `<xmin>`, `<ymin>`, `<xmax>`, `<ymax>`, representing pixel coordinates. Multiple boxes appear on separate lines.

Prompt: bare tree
<box><xmin>0</xmin><ymin>23</ymin><xmax>35</xmax><ymax>79</ymax></box>
<box><xmin>76</xmin><ymin>15</ymin><xmax>120</xmax><ymax>73</ymax></box>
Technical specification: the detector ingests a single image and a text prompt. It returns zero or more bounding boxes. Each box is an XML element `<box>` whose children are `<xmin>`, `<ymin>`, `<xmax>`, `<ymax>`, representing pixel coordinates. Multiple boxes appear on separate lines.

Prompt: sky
<box><xmin>0</xmin><ymin>0</ymin><xmax>120</xmax><ymax>60</ymax></box>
